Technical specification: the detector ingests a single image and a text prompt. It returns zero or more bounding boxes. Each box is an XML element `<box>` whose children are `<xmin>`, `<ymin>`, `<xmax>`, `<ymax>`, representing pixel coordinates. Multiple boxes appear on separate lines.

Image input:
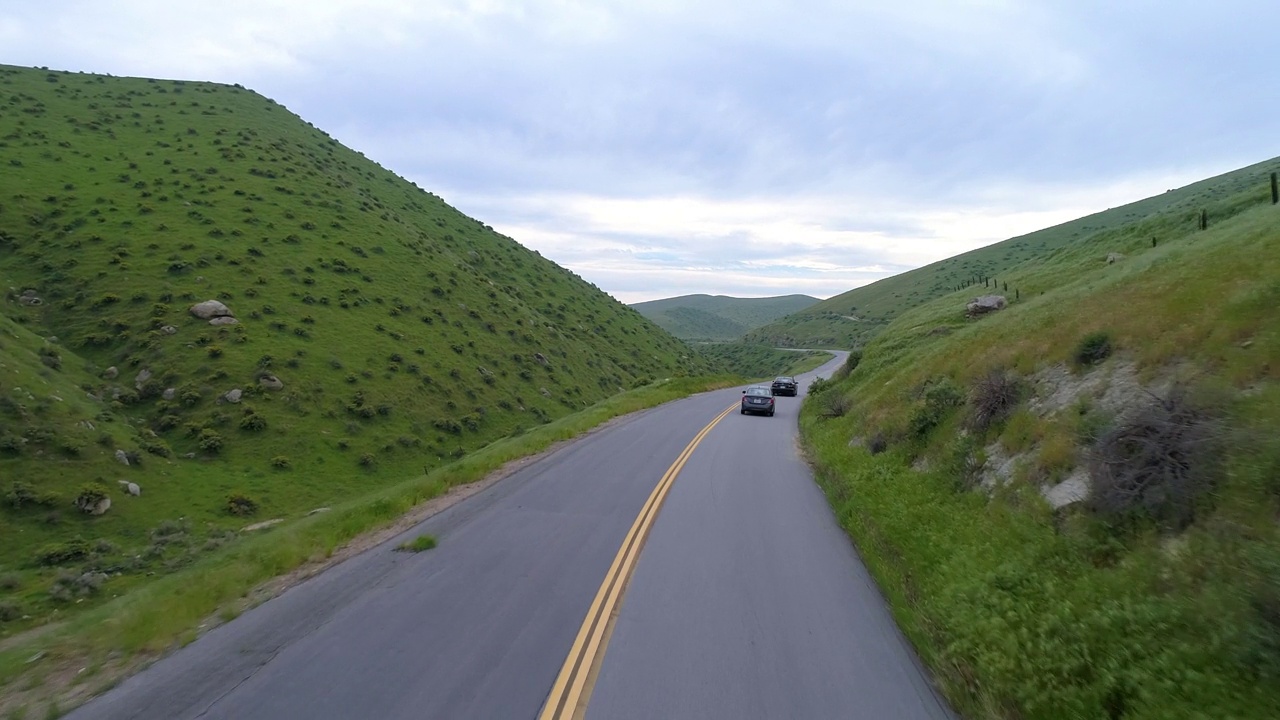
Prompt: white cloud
<box><xmin>3</xmin><ymin>0</ymin><xmax>1278</xmax><ymax>304</ymax></box>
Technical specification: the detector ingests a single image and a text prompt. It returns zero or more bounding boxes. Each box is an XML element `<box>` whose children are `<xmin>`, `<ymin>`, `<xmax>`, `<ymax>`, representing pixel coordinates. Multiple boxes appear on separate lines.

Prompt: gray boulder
<box><xmin>966</xmin><ymin>295</ymin><xmax>1007</xmax><ymax>318</ymax></box>
<box><xmin>224</xmin><ymin>388</ymin><xmax>243</xmax><ymax>404</ymax></box>
<box><xmin>103</xmin><ymin>366</ymin><xmax>119</xmax><ymax>380</ymax></box>
<box><xmin>135</xmin><ymin>369</ymin><xmax>152</xmax><ymax>390</ymax></box>
<box><xmin>208</xmin><ymin>316</ymin><xmax>240</xmax><ymax>326</ymax></box>
<box><xmin>534</xmin><ymin>353</ymin><xmax>549</xmax><ymax>366</ymax></box>
<box><xmin>162</xmin><ymin>387</ymin><xmax>176</xmax><ymax>401</ymax></box>
<box><xmin>189</xmin><ymin>300</ymin><xmax>233</xmax><ymax>320</ymax></box>
<box><xmin>160</xmin><ymin>325</ymin><xmax>178</xmax><ymax>335</ymax></box>
<box><xmin>76</xmin><ymin>495</ymin><xmax>111</xmax><ymax>516</ymax></box>
<box><xmin>258</xmin><ymin>375</ymin><xmax>284</xmax><ymax>391</ymax></box>
<box><xmin>118</xmin><ymin>480</ymin><xmax>141</xmax><ymax>497</ymax></box>
<box><xmin>115</xmin><ymin>449</ymin><xmax>130</xmax><ymax>466</ymax></box>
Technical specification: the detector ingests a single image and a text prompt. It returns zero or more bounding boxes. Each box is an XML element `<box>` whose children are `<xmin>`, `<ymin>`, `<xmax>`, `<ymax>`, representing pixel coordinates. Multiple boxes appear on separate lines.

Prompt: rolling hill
<box><xmin>631</xmin><ymin>293</ymin><xmax>819</xmax><ymax>341</ymax></box>
<box><xmin>0</xmin><ymin>63</ymin><xmax>712</xmax><ymax>639</ymax></box>
<box><xmin>746</xmin><ymin>156</ymin><xmax>1280</xmax><ymax>348</ymax></box>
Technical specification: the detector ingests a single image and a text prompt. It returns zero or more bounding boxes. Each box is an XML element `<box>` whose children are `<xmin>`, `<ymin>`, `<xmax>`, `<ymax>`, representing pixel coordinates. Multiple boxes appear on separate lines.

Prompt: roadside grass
<box><xmin>395</xmin><ymin>534</ymin><xmax>437</xmax><ymax>553</ymax></box>
<box><xmin>0</xmin><ymin>373</ymin><xmax>739</xmax><ymax>706</ymax></box>
<box><xmin>799</xmin><ymin>187</ymin><xmax>1280</xmax><ymax>716</ymax></box>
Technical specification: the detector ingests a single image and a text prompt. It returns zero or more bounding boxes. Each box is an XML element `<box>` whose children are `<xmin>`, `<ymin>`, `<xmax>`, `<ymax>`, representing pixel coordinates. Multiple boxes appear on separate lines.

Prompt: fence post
<box><xmin>1199</xmin><ymin>209</ymin><xmax>1207</xmax><ymax>230</ymax></box>
<box><xmin>1272</xmin><ymin>172</ymin><xmax>1278</xmax><ymax>204</ymax></box>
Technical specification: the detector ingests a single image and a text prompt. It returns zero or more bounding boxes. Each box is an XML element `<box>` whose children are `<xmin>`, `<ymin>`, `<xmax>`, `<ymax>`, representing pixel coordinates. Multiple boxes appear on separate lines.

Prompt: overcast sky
<box><xmin>4</xmin><ymin>2</ymin><xmax>1277</xmax><ymax>302</ymax></box>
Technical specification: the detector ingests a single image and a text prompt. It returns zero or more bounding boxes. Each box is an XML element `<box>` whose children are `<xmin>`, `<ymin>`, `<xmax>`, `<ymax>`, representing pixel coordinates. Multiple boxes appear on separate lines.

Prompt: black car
<box><xmin>741</xmin><ymin>386</ymin><xmax>775</xmax><ymax>416</ymax></box>
<box><xmin>771</xmin><ymin>376</ymin><xmax>798</xmax><ymax>396</ymax></box>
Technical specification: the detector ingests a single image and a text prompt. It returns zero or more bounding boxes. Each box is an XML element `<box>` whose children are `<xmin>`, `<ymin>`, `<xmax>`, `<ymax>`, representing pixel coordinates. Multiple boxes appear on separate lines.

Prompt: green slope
<box><xmin>800</xmin><ymin>163</ymin><xmax>1280</xmax><ymax>717</ymax></box>
<box><xmin>0</xmin><ymin>64</ymin><xmax>709</xmax><ymax>636</ymax></box>
<box><xmin>632</xmin><ymin>293</ymin><xmax>819</xmax><ymax>340</ymax></box>
<box><xmin>747</xmin><ymin>156</ymin><xmax>1280</xmax><ymax>348</ymax></box>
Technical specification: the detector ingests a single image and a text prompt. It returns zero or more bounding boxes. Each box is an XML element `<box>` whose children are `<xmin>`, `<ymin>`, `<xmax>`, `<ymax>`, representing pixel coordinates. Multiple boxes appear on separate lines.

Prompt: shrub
<box><xmin>140</xmin><ymin>438</ymin><xmax>172</xmax><ymax>457</ymax></box>
<box><xmin>909</xmin><ymin>378</ymin><xmax>964</xmax><ymax>437</ymax></box>
<box><xmin>969</xmin><ymin>369</ymin><xmax>1023</xmax><ymax>431</ymax></box>
<box><xmin>270</xmin><ymin>455</ymin><xmax>291</xmax><ymax>469</ymax></box>
<box><xmin>198</xmin><ymin>429</ymin><xmax>224</xmax><ymax>453</ymax></box>
<box><xmin>0</xmin><ymin>600</ymin><xmax>20</xmax><ymax>622</ymax></box>
<box><xmin>5</xmin><ymin>481</ymin><xmax>60</xmax><ymax>509</ymax></box>
<box><xmin>1085</xmin><ymin>387</ymin><xmax>1221</xmax><ymax>532</ymax></box>
<box><xmin>37</xmin><ymin>537</ymin><xmax>91</xmax><ymax>566</ymax></box>
<box><xmin>818</xmin><ymin>391</ymin><xmax>852</xmax><ymax>419</ymax></box>
<box><xmin>1073</xmin><ymin>331</ymin><xmax>1113</xmax><ymax>368</ymax></box>
<box><xmin>226</xmin><ymin>492</ymin><xmax>259</xmax><ymax>516</ymax></box>
<box><xmin>74</xmin><ymin>483</ymin><xmax>110</xmax><ymax>511</ymax></box>
<box><xmin>359</xmin><ymin>453</ymin><xmax>377</xmax><ymax>468</ymax></box>
<box><xmin>239</xmin><ymin>412</ymin><xmax>267</xmax><ymax>431</ymax></box>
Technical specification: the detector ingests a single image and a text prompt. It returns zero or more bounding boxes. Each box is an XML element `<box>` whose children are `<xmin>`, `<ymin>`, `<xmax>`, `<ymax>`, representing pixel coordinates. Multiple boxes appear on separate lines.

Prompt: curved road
<box><xmin>68</xmin><ymin>352</ymin><xmax>953</xmax><ymax>719</ymax></box>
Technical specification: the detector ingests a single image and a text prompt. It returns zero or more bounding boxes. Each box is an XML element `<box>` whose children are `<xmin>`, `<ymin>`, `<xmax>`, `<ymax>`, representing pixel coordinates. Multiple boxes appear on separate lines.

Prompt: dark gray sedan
<box><xmin>741</xmin><ymin>386</ymin><xmax>776</xmax><ymax>416</ymax></box>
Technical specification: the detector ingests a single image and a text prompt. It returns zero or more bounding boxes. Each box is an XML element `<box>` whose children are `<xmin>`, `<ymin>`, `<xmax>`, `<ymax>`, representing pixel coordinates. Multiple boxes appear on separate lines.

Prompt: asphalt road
<box><xmin>68</xmin><ymin>353</ymin><xmax>953</xmax><ymax>719</ymax></box>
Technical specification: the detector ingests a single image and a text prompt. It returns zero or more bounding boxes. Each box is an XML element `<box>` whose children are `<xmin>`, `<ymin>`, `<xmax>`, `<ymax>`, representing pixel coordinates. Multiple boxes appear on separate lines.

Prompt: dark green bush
<box><xmin>1074</xmin><ymin>331</ymin><xmax>1113</xmax><ymax>367</ymax></box>
<box><xmin>37</xmin><ymin>537</ymin><xmax>90</xmax><ymax>566</ymax></box>
<box><xmin>225</xmin><ymin>493</ymin><xmax>258</xmax><ymax>516</ymax></box>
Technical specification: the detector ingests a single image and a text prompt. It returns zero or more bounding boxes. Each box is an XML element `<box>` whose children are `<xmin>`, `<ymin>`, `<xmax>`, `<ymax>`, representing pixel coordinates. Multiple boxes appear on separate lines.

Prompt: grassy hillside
<box><xmin>632</xmin><ymin>293</ymin><xmax>819</xmax><ymax>340</ymax></box>
<box><xmin>693</xmin><ymin>343</ymin><xmax>830</xmax><ymax>381</ymax></box>
<box><xmin>800</xmin><ymin>164</ymin><xmax>1280</xmax><ymax>717</ymax></box>
<box><xmin>747</xmin><ymin>157</ymin><xmax>1280</xmax><ymax>348</ymax></box>
<box><xmin>0</xmin><ymin>63</ymin><xmax>711</xmax><ymax>641</ymax></box>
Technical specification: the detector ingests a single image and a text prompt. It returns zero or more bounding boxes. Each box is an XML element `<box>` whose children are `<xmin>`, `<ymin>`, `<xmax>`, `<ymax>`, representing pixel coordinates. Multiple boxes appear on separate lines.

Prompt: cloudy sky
<box><xmin>4</xmin><ymin>2</ymin><xmax>1277</xmax><ymax>302</ymax></box>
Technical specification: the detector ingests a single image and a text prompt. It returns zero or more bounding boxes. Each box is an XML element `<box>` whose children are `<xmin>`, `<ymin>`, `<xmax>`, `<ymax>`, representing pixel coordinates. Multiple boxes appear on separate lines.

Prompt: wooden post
<box><xmin>1272</xmin><ymin>172</ymin><xmax>1278</xmax><ymax>204</ymax></box>
<box><xmin>1199</xmin><ymin>209</ymin><xmax>1207</xmax><ymax>230</ymax></box>
<box><xmin>1152</xmin><ymin>237</ymin><xmax>1157</xmax><ymax>247</ymax></box>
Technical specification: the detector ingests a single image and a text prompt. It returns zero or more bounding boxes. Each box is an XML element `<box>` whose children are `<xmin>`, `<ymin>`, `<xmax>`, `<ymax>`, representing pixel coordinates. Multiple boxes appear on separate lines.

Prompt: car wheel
<box><xmin>740</xmin><ymin>408</ymin><xmax>746</xmax><ymax>415</ymax></box>
<box><xmin>769</xmin><ymin>410</ymin><xmax>775</xmax><ymax>416</ymax></box>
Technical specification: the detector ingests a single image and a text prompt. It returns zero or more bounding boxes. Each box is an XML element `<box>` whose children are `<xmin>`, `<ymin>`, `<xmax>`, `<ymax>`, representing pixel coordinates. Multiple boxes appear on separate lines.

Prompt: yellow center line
<box><xmin>539</xmin><ymin>401</ymin><xmax>739</xmax><ymax>720</ymax></box>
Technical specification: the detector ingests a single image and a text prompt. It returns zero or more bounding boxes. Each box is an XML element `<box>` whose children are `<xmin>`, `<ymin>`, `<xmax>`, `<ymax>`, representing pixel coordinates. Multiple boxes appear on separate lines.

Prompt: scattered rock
<box><xmin>189</xmin><ymin>300</ymin><xmax>233</xmax><ymax>320</ymax></box>
<box><xmin>160</xmin><ymin>325</ymin><xmax>178</xmax><ymax>335</ymax></box>
<box><xmin>18</xmin><ymin>289</ymin><xmax>42</xmax><ymax>306</ymax></box>
<box><xmin>1106</xmin><ymin>252</ymin><xmax>1125</xmax><ymax>264</ymax></box>
<box><xmin>114</xmin><ymin>449</ymin><xmax>130</xmax><ymax>466</ymax></box>
<box><xmin>77</xmin><ymin>420</ymin><xmax>95</xmax><ymax>431</ymax></box>
<box><xmin>979</xmin><ymin>442</ymin><xmax>1019</xmax><ymax>490</ymax></box>
<box><xmin>258</xmin><ymin>375</ymin><xmax>284</xmax><ymax>391</ymax></box>
<box><xmin>243</xmin><ymin>518</ymin><xmax>283</xmax><ymax>532</ymax></box>
<box><xmin>540</xmin><ymin>387</ymin><xmax>552</xmax><ymax>397</ymax></box>
<box><xmin>182</xmin><ymin>452</ymin><xmax>197</xmax><ymax>459</ymax></box>
<box><xmin>162</xmin><ymin>387</ymin><xmax>176</xmax><ymax>401</ymax></box>
<box><xmin>45</xmin><ymin>336</ymin><xmax>58</xmax><ymax>344</ymax></box>
<box><xmin>1042</xmin><ymin>470</ymin><xmax>1090</xmax><ymax>509</ymax></box>
<box><xmin>103</xmin><ymin>366</ymin><xmax>119</xmax><ymax>380</ymax></box>
<box><xmin>534</xmin><ymin>353</ymin><xmax>549</xmax><ymax>366</ymax></box>
<box><xmin>117</xmin><ymin>481</ymin><xmax>141</xmax><ymax>497</ymax></box>
<box><xmin>965</xmin><ymin>295</ymin><xmax>1007</xmax><ymax>318</ymax></box>
<box><xmin>208</xmin><ymin>316</ymin><xmax>239</xmax><ymax>326</ymax></box>
<box><xmin>307</xmin><ymin>507</ymin><xmax>331</xmax><ymax>516</ymax></box>
<box><xmin>134</xmin><ymin>368</ymin><xmax>152</xmax><ymax>390</ymax></box>
<box><xmin>223</xmin><ymin>388</ymin><xmax>243</xmax><ymax>404</ymax></box>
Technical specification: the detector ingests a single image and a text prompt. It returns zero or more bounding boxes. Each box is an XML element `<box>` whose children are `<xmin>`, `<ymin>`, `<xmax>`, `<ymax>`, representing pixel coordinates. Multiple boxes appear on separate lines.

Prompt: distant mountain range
<box><xmin>630</xmin><ymin>294</ymin><xmax>821</xmax><ymax>341</ymax></box>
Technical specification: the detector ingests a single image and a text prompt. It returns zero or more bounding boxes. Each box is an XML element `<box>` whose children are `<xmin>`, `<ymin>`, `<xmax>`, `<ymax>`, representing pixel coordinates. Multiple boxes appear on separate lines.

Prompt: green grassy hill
<box><xmin>800</xmin><ymin>162</ymin><xmax>1280</xmax><ymax>717</ymax></box>
<box><xmin>0</xmin><ymin>64</ymin><xmax>710</xmax><ymax>639</ymax></box>
<box><xmin>631</xmin><ymin>293</ymin><xmax>819</xmax><ymax>340</ymax></box>
<box><xmin>747</xmin><ymin>157</ymin><xmax>1280</xmax><ymax>348</ymax></box>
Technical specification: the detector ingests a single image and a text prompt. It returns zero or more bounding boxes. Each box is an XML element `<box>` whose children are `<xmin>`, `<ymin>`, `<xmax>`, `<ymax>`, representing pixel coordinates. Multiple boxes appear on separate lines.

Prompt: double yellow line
<box><xmin>538</xmin><ymin>402</ymin><xmax>738</xmax><ymax>720</ymax></box>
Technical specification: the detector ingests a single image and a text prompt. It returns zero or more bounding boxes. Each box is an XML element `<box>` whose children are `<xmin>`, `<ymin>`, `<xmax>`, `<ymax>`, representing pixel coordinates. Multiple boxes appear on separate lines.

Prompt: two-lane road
<box><xmin>68</xmin><ymin>353</ymin><xmax>953</xmax><ymax>719</ymax></box>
